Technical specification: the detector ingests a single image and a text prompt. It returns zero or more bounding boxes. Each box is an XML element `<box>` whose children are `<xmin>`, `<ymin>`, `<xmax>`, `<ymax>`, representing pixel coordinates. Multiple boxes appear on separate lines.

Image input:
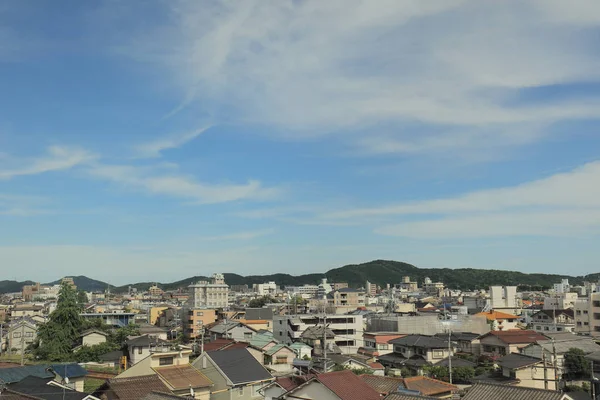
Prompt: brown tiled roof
<box><xmin>483</xmin><ymin>330</ymin><xmax>547</xmax><ymax>344</ymax></box>
<box><xmin>369</xmin><ymin>362</ymin><xmax>385</xmax><ymax>369</ymax></box>
<box><xmin>275</xmin><ymin>375</ymin><xmax>315</xmax><ymax>391</ymax></box>
<box><xmin>202</xmin><ymin>338</ymin><xmax>235</xmax><ymax>352</ymax></box>
<box><xmin>103</xmin><ymin>375</ymin><xmax>171</xmax><ymax>400</ymax></box>
<box><xmin>316</xmin><ymin>370</ymin><xmax>381</xmax><ymax>400</ymax></box>
<box><xmin>403</xmin><ymin>376</ymin><xmax>458</xmax><ymax>396</ymax></box>
<box><xmin>462</xmin><ymin>382</ymin><xmax>570</xmax><ymax>400</ymax></box>
<box><xmin>360</xmin><ymin>375</ymin><xmax>404</xmax><ymax>395</ymax></box>
<box><xmin>154</xmin><ymin>365</ymin><xmax>212</xmax><ymax>390</ymax></box>
<box><xmin>384</xmin><ymin>394</ymin><xmax>437</xmax><ymax>400</ymax></box>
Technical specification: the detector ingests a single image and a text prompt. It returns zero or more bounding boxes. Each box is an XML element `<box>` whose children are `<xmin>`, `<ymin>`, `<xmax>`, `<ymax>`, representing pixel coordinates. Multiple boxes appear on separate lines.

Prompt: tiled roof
<box><xmin>0</xmin><ymin>365</ymin><xmax>54</xmax><ymax>384</ymax></box>
<box><xmin>481</xmin><ymin>330</ymin><xmax>547</xmax><ymax>344</ymax></box>
<box><xmin>316</xmin><ymin>370</ymin><xmax>381</xmax><ymax>400</ymax></box>
<box><xmin>403</xmin><ymin>376</ymin><xmax>458</xmax><ymax>396</ymax></box>
<box><xmin>462</xmin><ymin>382</ymin><xmax>571</xmax><ymax>400</ymax></box>
<box><xmin>369</xmin><ymin>362</ymin><xmax>385</xmax><ymax>369</ymax></box>
<box><xmin>533</xmin><ymin>309</ymin><xmax>575</xmax><ymax>319</ymax></box>
<box><xmin>496</xmin><ymin>353</ymin><xmax>543</xmax><ymax>370</ymax></box>
<box><xmin>360</xmin><ymin>375</ymin><xmax>405</xmax><ymax>395</ymax></box>
<box><xmin>384</xmin><ymin>394</ymin><xmax>437</xmax><ymax>400</ymax></box>
<box><xmin>275</xmin><ymin>375</ymin><xmax>315</xmax><ymax>391</ymax></box>
<box><xmin>201</xmin><ymin>348</ymin><xmax>273</xmax><ymax>385</ymax></box>
<box><xmin>101</xmin><ymin>375</ymin><xmax>171</xmax><ymax>400</ymax></box>
<box><xmin>202</xmin><ymin>338</ymin><xmax>235</xmax><ymax>351</ymax></box>
<box><xmin>434</xmin><ymin>357</ymin><xmax>477</xmax><ymax>367</ymax></box>
<box><xmin>475</xmin><ymin>311</ymin><xmax>519</xmax><ymax>321</ymax></box>
<box><xmin>7</xmin><ymin>376</ymin><xmax>88</xmax><ymax>400</ymax></box>
<box><xmin>154</xmin><ymin>365</ymin><xmax>212</xmax><ymax>390</ymax></box>
<box><xmin>301</xmin><ymin>325</ymin><xmax>335</xmax><ymax>340</ymax></box>
<box><xmin>49</xmin><ymin>363</ymin><xmax>88</xmax><ymax>379</ymax></box>
<box><xmin>141</xmin><ymin>392</ymin><xmax>186</xmax><ymax>400</ymax></box>
<box><xmin>389</xmin><ymin>335</ymin><xmax>448</xmax><ymax>349</ymax></box>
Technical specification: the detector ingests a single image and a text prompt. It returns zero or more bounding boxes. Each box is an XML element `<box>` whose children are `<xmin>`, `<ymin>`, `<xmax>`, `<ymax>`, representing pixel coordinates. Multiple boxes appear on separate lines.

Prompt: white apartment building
<box><xmin>423</xmin><ymin>277</ymin><xmax>444</xmax><ymax>295</ymax></box>
<box><xmin>253</xmin><ymin>282</ymin><xmax>278</xmax><ymax>296</ymax></box>
<box><xmin>553</xmin><ymin>279</ymin><xmax>571</xmax><ymax>294</ymax></box>
<box><xmin>273</xmin><ymin>314</ymin><xmax>363</xmax><ymax>354</ymax></box>
<box><xmin>543</xmin><ymin>292</ymin><xmax>578</xmax><ymax>310</ymax></box>
<box><xmin>188</xmin><ymin>273</ymin><xmax>229</xmax><ymax>309</ymax></box>
<box><xmin>575</xmin><ymin>292</ymin><xmax>600</xmax><ymax>337</ymax></box>
<box><xmin>285</xmin><ymin>285</ymin><xmax>319</xmax><ymax>297</ymax></box>
<box><xmin>489</xmin><ymin>286</ymin><xmax>519</xmax><ymax>313</ymax></box>
<box><xmin>317</xmin><ymin>278</ymin><xmax>333</xmax><ymax>299</ymax></box>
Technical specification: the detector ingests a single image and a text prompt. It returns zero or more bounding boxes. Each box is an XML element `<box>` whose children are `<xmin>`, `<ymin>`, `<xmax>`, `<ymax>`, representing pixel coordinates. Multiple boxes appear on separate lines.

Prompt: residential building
<box><xmin>7</xmin><ymin>317</ymin><xmax>37</xmax><ymax>353</ymax></box>
<box><xmin>554</xmin><ymin>279</ymin><xmax>571</xmax><ymax>294</ymax></box>
<box><xmin>113</xmin><ymin>347</ymin><xmax>212</xmax><ymax>399</ymax></box>
<box><xmin>378</xmin><ymin>335</ymin><xmax>456</xmax><ymax>374</ymax></box>
<box><xmin>273</xmin><ymin>314</ymin><xmax>363</xmax><ymax>354</ymax></box>
<box><xmin>80</xmin><ymin>329</ymin><xmax>108</xmax><ymax>347</ymax></box>
<box><xmin>327</xmin><ymin>288</ymin><xmax>366</xmax><ymax>308</ymax></box>
<box><xmin>489</xmin><ymin>286</ymin><xmax>519</xmax><ymax>313</ymax></box>
<box><xmin>474</xmin><ymin>310</ymin><xmax>520</xmax><ymax>331</ymax></box>
<box><xmin>531</xmin><ymin>309</ymin><xmax>575</xmax><ymax>333</ymax></box>
<box><xmin>148</xmin><ymin>305</ymin><xmax>171</xmax><ymax>325</ymax></box>
<box><xmin>478</xmin><ymin>330</ymin><xmax>547</xmax><ymax>358</ymax></box>
<box><xmin>574</xmin><ymin>292</ymin><xmax>600</xmax><ymax>337</ymax></box>
<box><xmin>2</xmin><ymin>376</ymin><xmax>89</xmax><ymax>399</ymax></box>
<box><xmin>461</xmin><ymin>382</ymin><xmax>575</xmax><ymax>400</ymax></box>
<box><xmin>188</xmin><ymin>273</ymin><xmax>229</xmax><ymax>309</ymax></box>
<box><xmin>300</xmin><ymin>325</ymin><xmax>337</xmax><ymax>357</ymax></box>
<box><xmin>366</xmin><ymin>281</ymin><xmax>377</xmax><ymax>296</ymax></box>
<box><xmin>358</xmin><ymin>332</ymin><xmax>405</xmax><ymax>358</ymax></box>
<box><xmin>543</xmin><ymin>292</ymin><xmax>578</xmax><ymax>310</ymax></box>
<box><xmin>148</xmin><ymin>285</ymin><xmax>164</xmax><ymax>297</ymax></box>
<box><xmin>285</xmin><ymin>284</ymin><xmax>319</xmax><ymax>298</ymax></box>
<box><xmin>10</xmin><ymin>304</ymin><xmax>44</xmax><ymax>318</ymax></box>
<box><xmin>332</xmin><ymin>282</ymin><xmax>349</xmax><ymax>291</ymax></box>
<box><xmin>81</xmin><ymin>312</ymin><xmax>135</xmax><ymax>327</ymax></box>
<box><xmin>183</xmin><ymin>308</ymin><xmax>217</xmax><ymax>339</ymax></box>
<box><xmin>397</xmin><ymin>276</ymin><xmax>418</xmax><ymax>292</ymax></box>
<box><xmin>360</xmin><ymin>374</ymin><xmax>458</xmax><ymax>398</ymax></box>
<box><xmin>193</xmin><ymin>348</ymin><xmax>274</xmax><ymax>400</ymax></box>
<box><xmin>253</xmin><ymin>282</ymin><xmax>278</xmax><ymax>296</ymax></box>
<box><xmin>368</xmin><ymin>313</ymin><xmax>489</xmax><ymax>335</ymax></box>
<box><xmin>208</xmin><ymin>321</ymin><xmax>256</xmax><ymax>341</ymax></box>
<box><xmin>289</xmin><ymin>342</ymin><xmax>312</xmax><ymax>359</ymax></box>
<box><xmin>263</xmin><ymin>344</ymin><xmax>297</xmax><ymax>373</ymax></box>
<box><xmin>270</xmin><ymin>370</ymin><xmax>380</xmax><ymax>400</ymax></box>
<box><xmin>94</xmin><ymin>375</ymin><xmax>172</xmax><ymax>400</ymax></box>
<box><xmin>22</xmin><ymin>283</ymin><xmax>48</xmax><ymax>301</ymax></box>
<box><xmin>61</xmin><ymin>277</ymin><xmax>77</xmax><ymax>289</ymax></box>
<box><xmin>422</xmin><ymin>278</ymin><xmax>444</xmax><ymax>296</ymax></box>
<box><xmin>317</xmin><ymin>278</ymin><xmax>333</xmax><ymax>298</ymax></box>
<box><xmin>433</xmin><ymin>332</ymin><xmax>481</xmax><ymax>356</ymax></box>
<box><xmin>496</xmin><ymin>353</ymin><xmax>558</xmax><ymax>390</ymax></box>
<box><xmin>0</xmin><ymin>364</ymin><xmax>88</xmax><ymax>393</ymax></box>
<box><xmin>125</xmin><ymin>334</ymin><xmax>171</xmax><ymax>365</ymax></box>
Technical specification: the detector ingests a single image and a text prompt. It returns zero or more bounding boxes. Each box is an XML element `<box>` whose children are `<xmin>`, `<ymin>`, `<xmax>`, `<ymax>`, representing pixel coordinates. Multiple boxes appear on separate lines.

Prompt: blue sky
<box><xmin>1</xmin><ymin>0</ymin><xmax>600</xmax><ymax>284</ymax></box>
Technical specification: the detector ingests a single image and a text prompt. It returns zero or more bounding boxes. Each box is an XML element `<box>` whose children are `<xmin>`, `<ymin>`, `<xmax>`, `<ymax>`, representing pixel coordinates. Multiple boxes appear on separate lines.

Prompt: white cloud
<box><xmin>0</xmin><ymin>146</ymin><xmax>95</xmax><ymax>180</ymax></box>
<box><xmin>87</xmin><ymin>162</ymin><xmax>281</xmax><ymax>204</ymax></box>
<box><xmin>135</xmin><ymin>126</ymin><xmax>211</xmax><ymax>158</ymax></box>
<box><xmin>111</xmin><ymin>0</ymin><xmax>600</xmax><ymax>155</ymax></box>
<box><xmin>0</xmin><ymin>193</ymin><xmax>50</xmax><ymax>217</ymax></box>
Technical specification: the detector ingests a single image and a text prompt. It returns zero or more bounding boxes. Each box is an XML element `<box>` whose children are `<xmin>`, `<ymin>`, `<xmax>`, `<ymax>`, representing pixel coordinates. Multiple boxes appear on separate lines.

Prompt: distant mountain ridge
<box><xmin>1</xmin><ymin>260</ymin><xmax>599</xmax><ymax>294</ymax></box>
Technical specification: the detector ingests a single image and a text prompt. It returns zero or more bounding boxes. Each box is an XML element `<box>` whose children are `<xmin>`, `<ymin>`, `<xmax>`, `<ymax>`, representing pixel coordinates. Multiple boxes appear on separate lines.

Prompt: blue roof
<box><xmin>50</xmin><ymin>363</ymin><xmax>88</xmax><ymax>378</ymax></box>
<box><xmin>0</xmin><ymin>365</ymin><xmax>54</xmax><ymax>384</ymax></box>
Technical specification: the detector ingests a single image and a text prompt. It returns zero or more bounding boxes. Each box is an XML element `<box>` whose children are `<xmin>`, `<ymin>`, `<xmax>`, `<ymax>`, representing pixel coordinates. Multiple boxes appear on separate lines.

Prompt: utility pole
<box><xmin>0</xmin><ymin>322</ymin><xmax>3</xmax><ymax>357</ymax></box>
<box><xmin>200</xmin><ymin>327</ymin><xmax>205</xmax><ymax>354</ymax></box>
<box><xmin>591</xmin><ymin>360</ymin><xmax>595</xmax><ymax>400</ymax></box>
<box><xmin>552</xmin><ymin>338</ymin><xmax>559</xmax><ymax>391</ymax></box>
<box><xmin>543</xmin><ymin>352</ymin><xmax>548</xmax><ymax>390</ymax></box>
<box><xmin>20</xmin><ymin>322</ymin><xmax>25</xmax><ymax>366</ymax></box>
<box><xmin>322</xmin><ymin>314</ymin><xmax>328</xmax><ymax>373</ymax></box>
<box><xmin>448</xmin><ymin>328</ymin><xmax>453</xmax><ymax>385</ymax></box>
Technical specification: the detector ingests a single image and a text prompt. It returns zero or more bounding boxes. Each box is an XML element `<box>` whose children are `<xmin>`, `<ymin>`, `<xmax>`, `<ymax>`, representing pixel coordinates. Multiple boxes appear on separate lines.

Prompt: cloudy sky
<box><xmin>1</xmin><ymin>0</ymin><xmax>599</xmax><ymax>284</ymax></box>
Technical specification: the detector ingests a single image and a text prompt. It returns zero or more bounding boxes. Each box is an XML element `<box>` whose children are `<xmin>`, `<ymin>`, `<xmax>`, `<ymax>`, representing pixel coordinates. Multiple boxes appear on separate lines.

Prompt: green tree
<box><xmin>248</xmin><ymin>296</ymin><xmax>278</xmax><ymax>308</ymax></box>
<box><xmin>564</xmin><ymin>348</ymin><xmax>591</xmax><ymax>380</ymax></box>
<box><xmin>74</xmin><ymin>342</ymin><xmax>119</xmax><ymax>363</ymax></box>
<box><xmin>111</xmin><ymin>324</ymin><xmax>141</xmax><ymax>346</ymax></box>
<box><xmin>77</xmin><ymin>291</ymin><xmax>89</xmax><ymax>309</ymax></box>
<box><xmin>34</xmin><ymin>282</ymin><xmax>84</xmax><ymax>361</ymax></box>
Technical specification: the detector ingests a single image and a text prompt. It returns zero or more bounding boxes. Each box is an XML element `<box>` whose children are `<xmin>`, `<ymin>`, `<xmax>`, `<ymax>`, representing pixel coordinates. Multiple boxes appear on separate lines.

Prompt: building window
<box><xmin>244</xmin><ymin>332</ymin><xmax>253</xmax><ymax>339</ymax></box>
<box><xmin>196</xmin><ymin>311</ymin><xmax>203</xmax><ymax>316</ymax></box>
<box><xmin>276</xmin><ymin>356</ymin><xmax>288</xmax><ymax>364</ymax></box>
<box><xmin>138</xmin><ymin>347</ymin><xmax>143</xmax><ymax>354</ymax></box>
<box><xmin>159</xmin><ymin>357</ymin><xmax>174</xmax><ymax>366</ymax></box>
<box><xmin>25</xmin><ymin>332</ymin><xmax>33</xmax><ymax>338</ymax></box>
<box><xmin>379</xmin><ymin>344</ymin><xmax>389</xmax><ymax>350</ymax></box>
<box><xmin>433</xmin><ymin>350</ymin><xmax>444</xmax><ymax>359</ymax></box>
<box><xmin>544</xmin><ymin>326</ymin><xmax>549</xmax><ymax>331</ymax></box>
<box><xmin>237</xmin><ymin>386</ymin><xmax>244</xmax><ymax>396</ymax></box>
<box><xmin>577</xmin><ymin>322</ymin><xmax>582</xmax><ymax>326</ymax></box>
<box><xmin>13</xmin><ymin>332</ymin><xmax>21</xmax><ymax>338</ymax></box>
<box><xmin>279</xmin><ymin>331</ymin><xmax>283</xmax><ymax>336</ymax></box>
<box><xmin>585</xmin><ymin>322</ymin><xmax>589</xmax><ymax>326</ymax></box>
<box><xmin>536</xmin><ymin>326</ymin><xmax>541</xmax><ymax>330</ymax></box>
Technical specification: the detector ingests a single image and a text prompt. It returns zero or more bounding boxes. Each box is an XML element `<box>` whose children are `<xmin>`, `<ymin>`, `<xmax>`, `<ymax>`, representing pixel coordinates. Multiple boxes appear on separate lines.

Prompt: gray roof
<box><xmin>496</xmin><ymin>353</ymin><xmax>543</xmax><ymax>370</ymax></box>
<box><xmin>209</xmin><ymin>321</ymin><xmax>242</xmax><ymax>333</ymax></box>
<box><xmin>245</xmin><ymin>307</ymin><xmax>274</xmax><ymax>321</ymax></box>
<box><xmin>434</xmin><ymin>357</ymin><xmax>476</xmax><ymax>367</ymax></box>
<box><xmin>389</xmin><ymin>335</ymin><xmax>448</xmax><ymax>349</ymax></box>
<box><xmin>384</xmin><ymin>394</ymin><xmax>437</xmax><ymax>400</ymax></box>
<box><xmin>205</xmin><ymin>348</ymin><xmax>273</xmax><ymax>385</ymax></box>
<box><xmin>535</xmin><ymin>337</ymin><xmax>600</xmax><ymax>355</ymax></box>
<box><xmin>126</xmin><ymin>334</ymin><xmax>169</xmax><ymax>347</ymax></box>
<box><xmin>301</xmin><ymin>325</ymin><xmax>335</xmax><ymax>340</ymax></box>
<box><xmin>462</xmin><ymin>383</ymin><xmax>572</xmax><ymax>400</ymax></box>
<box><xmin>0</xmin><ymin>365</ymin><xmax>54</xmax><ymax>384</ymax></box>
<box><xmin>434</xmin><ymin>332</ymin><xmax>480</xmax><ymax>342</ymax></box>
<box><xmin>7</xmin><ymin>376</ymin><xmax>89</xmax><ymax>400</ymax></box>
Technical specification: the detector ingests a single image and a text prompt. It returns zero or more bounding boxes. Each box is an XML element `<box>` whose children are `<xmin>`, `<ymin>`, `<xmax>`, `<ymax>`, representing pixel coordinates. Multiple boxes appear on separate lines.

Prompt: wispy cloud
<box><xmin>0</xmin><ymin>193</ymin><xmax>51</xmax><ymax>217</ymax></box>
<box><xmin>197</xmin><ymin>228</ymin><xmax>275</xmax><ymax>241</ymax></box>
<box><xmin>135</xmin><ymin>126</ymin><xmax>211</xmax><ymax>158</ymax></box>
<box><xmin>110</xmin><ymin>0</ymin><xmax>600</xmax><ymax>156</ymax></box>
<box><xmin>0</xmin><ymin>146</ymin><xmax>95</xmax><ymax>180</ymax></box>
<box><xmin>87</xmin><ymin>162</ymin><xmax>282</xmax><ymax>204</ymax></box>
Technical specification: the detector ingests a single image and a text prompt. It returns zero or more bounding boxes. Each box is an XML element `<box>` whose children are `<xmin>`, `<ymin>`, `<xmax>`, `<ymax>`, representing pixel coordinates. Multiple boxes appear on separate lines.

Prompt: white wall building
<box><xmin>543</xmin><ymin>292</ymin><xmax>578</xmax><ymax>310</ymax></box>
<box><xmin>285</xmin><ymin>285</ymin><xmax>319</xmax><ymax>297</ymax></box>
<box><xmin>188</xmin><ymin>273</ymin><xmax>229</xmax><ymax>309</ymax></box>
<box><xmin>253</xmin><ymin>282</ymin><xmax>278</xmax><ymax>296</ymax></box>
<box><xmin>317</xmin><ymin>278</ymin><xmax>333</xmax><ymax>299</ymax></box>
<box><xmin>553</xmin><ymin>279</ymin><xmax>571</xmax><ymax>294</ymax></box>
<box><xmin>273</xmin><ymin>314</ymin><xmax>363</xmax><ymax>354</ymax></box>
<box><xmin>489</xmin><ymin>286</ymin><xmax>518</xmax><ymax>311</ymax></box>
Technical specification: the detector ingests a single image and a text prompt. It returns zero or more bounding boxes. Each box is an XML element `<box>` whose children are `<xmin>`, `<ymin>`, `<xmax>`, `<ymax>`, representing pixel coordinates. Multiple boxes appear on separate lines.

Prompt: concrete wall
<box><xmin>368</xmin><ymin>314</ymin><xmax>488</xmax><ymax>335</ymax></box>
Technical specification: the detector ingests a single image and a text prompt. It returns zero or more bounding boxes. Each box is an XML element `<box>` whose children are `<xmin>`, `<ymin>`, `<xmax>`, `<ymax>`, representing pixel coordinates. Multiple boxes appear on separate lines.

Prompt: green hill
<box><xmin>2</xmin><ymin>260</ymin><xmax>597</xmax><ymax>294</ymax></box>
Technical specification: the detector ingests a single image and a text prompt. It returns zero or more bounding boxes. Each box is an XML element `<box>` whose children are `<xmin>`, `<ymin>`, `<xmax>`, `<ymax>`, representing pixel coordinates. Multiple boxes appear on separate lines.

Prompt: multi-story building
<box><xmin>327</xmin><ymin>288</ymin><xmax>366</xmax><ymax>308</ymax></box>
<box><xmin>396</xmin><ymin>276</ymin><xmax>418</xmax><ymax>292</ymax></box>
<box><xmin>423</xmin><ymin>277</ymin><xmax>444</xmax><ymax>296</ymax></box>
<box><xmin>358</xmin><ymin>332</ymin><xmax>404</xmax><ymax>358</ymax></box>
<box><xmin>183</xmin><ymin>308</ymin><xmax>217</xmax><ymax>339</ymax></box>
<box><xmin>489</xmin><ymin>286</ymin><xmax>519</xmax><ymax>314</ymax></box>
<box><xmin>285</xmin><ymin>285</ymin><xmax>319</xmax><ymax>298</ymax></box>
<box><xmin>148</xmin><ymin>285</ymin><xmax>164</xmax><ymax>297</ymax></box>
<box><xmin>188</xmin><ymin>273</ymin><xmax>229</xmax><ymax>309</ymax></box>
<box><xmin>61</xmin><ymin>277</ymin><xmax>77</xmax><ymax>290</ymax></box>
<box><xmin>365</xmin><ymin>281</ymin><xmax>377</xmax><ymax>296</ymax></box>
<box><xmin>273</xmin><ymin>314</ymin><xmax>363</xmax><ymax>354</ymax></box>
<box><xmin>332</xmin><ymin>282</ymin><xmax>349</xmax><ymax>291</ymax></box>
<box><xmin>253</xmin><ymin>282</ymin><xmax>278</xmax><ymax>296</ymax></box>
<box><xmin>553</xmin><ymin>279</ymin><xmax>571</xmax><ymax>294</ymax></box>
<box><xmin>543</xmin><ymin>292</ymin><xmax>578</xmax><ymax>310</ymax></box>
<box><xmin>575</xmin><ymin>292</ymin><xmax>600</xmax><ymax>337</ymax></box>
<box><xmin>531</xmin><ymin>309</ymin><xmax>575</xmax><ymax>333</ymax></box>
<box><xmin>317</xmin><ymin>279</ymin><xmax>333</xmax><ymax>299</ymax></box>
<box><xmin>7</xmin><ymin>317</ymin><xmax>37</xmax><ymax>353</ymax></box>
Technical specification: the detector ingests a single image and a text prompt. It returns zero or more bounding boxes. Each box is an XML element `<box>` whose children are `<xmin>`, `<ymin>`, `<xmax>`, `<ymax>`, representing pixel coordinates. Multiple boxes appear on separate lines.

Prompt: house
<box><xmin>474</xmin><ymin>310</ymin><xmax>520</xmax><ymax>331</ymax></box>
<box><xmin>273</xmin><ymin>370</ymin><xmax>380</xmax><ymax>400</ymax></box>
<box><xmin>262</xmin><ymin>375</ymin><xmax>315</xmax><ymax>400</ymax></box>
<box><xmin>379</xmin><ymin>335</ymin><xmax>455</xmax><ymax>374</ymax></box>
<box><xmin>95</xmin><ymin>374</ymin><xmax>172</xmax><ymax>400</ymax></box>
<box><xmin>182</xmin><ymin>308</ymin><xmax>217</xmax><ymax>339</ymax></box>
<box><xmin>7</xmin><ymin>317</ymin><xmax>37</xmax><ymax>353</ymax></box>
<box><xmin>289</xmin><ymin>342</ymin><xmax>312</xmax><ymax>360</ymax></box>
<box><xmin>360</xmin><ymin>375</ymin><xmax>458</xmax><ymax>398</ymax></box>
<box><xmin>209</xmin><ymin>321</ymin><xmax>257</xmax><ymax>341</ymax></box>
<box><xmin>80</xmin><ymin>329</ymin><xmax>109</xmax><ymax>347</ymax></box>
<box><xmin>0</xmin><ymin>363</ymin><xmax>87</xmax><ymax>392</ymax></box>
<box><xmin>495</xmin><ymin>353</ymin><xmax>558</xmax><ymax>390</ymax></box>
<box><xmin>359</xmin><ymin>332</ymin><xmax>405</xmax><ymax>358</ymax></box>
<box><xmin>433</xmin><ymin>332</ymin><xmax>481</xmax><ymax>356</ymax></box>
<box><xmin>531</xmin><ymin>309</ymin><xmax>575</xmax><ymax>333</ymax></box>
<box><xmin>263</xmin><ymin>344</ymin><xmax>297</xmax><ymax>373</ymax></box>
<box><xmin>138</xmin><ymin>323</ymin><xmax>169</xmax><ymax>340</ymax></box>
<box><xmin>383</xmin><ymin>394</ymin><xmax>437</xmax><ymax>400</ymax></box>
<box><xmin>50</xmin><ymin>363</ymin><xmax>89</xmax><ymax>392</ymax></box>
<box><xmin>462</xmin><ymin>382</ymin><xmax>576</xmax><ymax>400</ymax></box>
<box><xmin>2</xmin><ymin>376</ymin><xmax>98</xmax><ymax>400</ymax></box>
<box><xmin>521</xmin><ymin>334</ymin><xmax>600</xmax><ymax>378</ymax></box>
<box><xmin>249</xmin><ymin>331</ymin><xmax>279</xmax><ymax>351</ymax></box>
<box><xmin>111</xmin><ymin>347</ymin><xmax>212</xmax><ymax>399</ymax></box>
<box><xmin>478</xmin><ymin>330</ymin><xmax>547</xmax><ymax>358</ymax></box>
<box><xmin>126</xmin><ymin>334</ymin><xmax>171</xmax><ymax>365</ymax></box>
<box><xmin>193</xmin><ymin>348</ymin><xmax>274</xmax><ymax>399</ymax></box>
<box><xmin>10</xmin><ymin>304</ymin><xmax>44</xmax><ymax>318</ymax></box>
<box><xmin>300</xmin><ymin>325</ymin><xmax>339</xmax><ymax>357</ymax></box>
<box><xmin>328</xmin><ymin>354</ymin><xmax>375</xmax><ymax>373</ymax></box>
